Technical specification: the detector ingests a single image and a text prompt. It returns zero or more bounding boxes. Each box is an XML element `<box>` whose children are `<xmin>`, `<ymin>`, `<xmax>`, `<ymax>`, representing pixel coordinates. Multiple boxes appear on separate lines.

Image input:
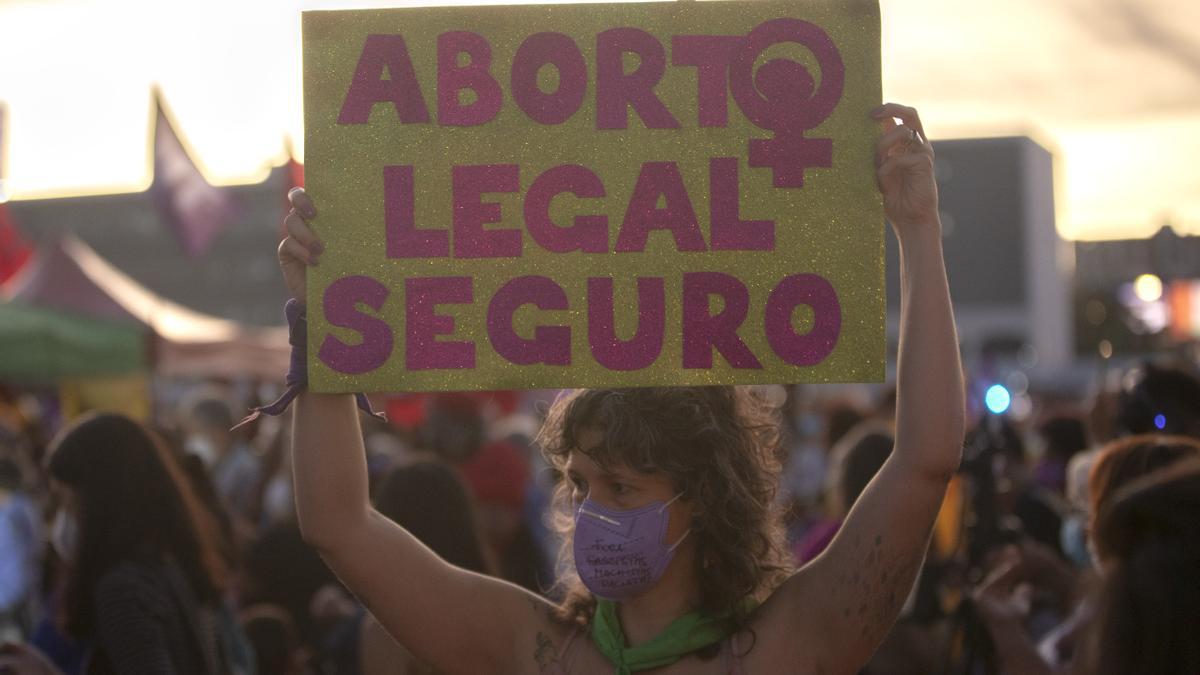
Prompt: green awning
<box><xmin>0</xmin><ymin>302</ymin><xmax>145</xmax><ymax>382</ymax></box>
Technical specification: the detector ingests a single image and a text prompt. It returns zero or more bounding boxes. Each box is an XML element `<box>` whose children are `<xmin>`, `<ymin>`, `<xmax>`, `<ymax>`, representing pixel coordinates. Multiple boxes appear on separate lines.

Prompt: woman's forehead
<box><xmin>573</xmin><ymin>426</ymin><xmax>606</xmax><ymax>453</ymax></box>
<box><xmin>565</xmin><ymin>448</ymin><xmax>670</xmax><ymax>486</ymax></box>
<box><xmin>564</xmin><ymin>448</ymin><xmax>609</xmax><ymax>475</ymax></box>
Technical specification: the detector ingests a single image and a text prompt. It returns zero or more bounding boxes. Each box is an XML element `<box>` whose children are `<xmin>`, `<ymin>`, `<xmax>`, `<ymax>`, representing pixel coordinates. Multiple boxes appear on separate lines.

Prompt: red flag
<box><xmin>0</xmin><ymin>202</ymin><xmax>32</xmax><ymax>286</ymax></box>
<box><xmin>288</xmin><ymin>148</ymin><xmax>305</xmax><ymax>192</ymax></box>
<box><xmin>0</xmin><ymin>106</ymin><xmax>32</xmax><ymax>286</ymax></box>
<box><xmin>150</xmin><ymin>92</ymin><xmax>236</xmax><ymax>258</ymax></box>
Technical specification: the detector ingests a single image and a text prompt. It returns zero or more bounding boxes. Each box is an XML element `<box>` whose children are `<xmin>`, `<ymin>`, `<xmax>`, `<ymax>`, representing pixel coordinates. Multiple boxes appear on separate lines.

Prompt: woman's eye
<box><xmin>570</xmin><ymin>477</ymin><xmax>587</xmax><ymax>495</ymax></box>
<box><xmin>612</xmin><ymin>483</ymin><xmax>629</xmax><ymax>496</ymax></box>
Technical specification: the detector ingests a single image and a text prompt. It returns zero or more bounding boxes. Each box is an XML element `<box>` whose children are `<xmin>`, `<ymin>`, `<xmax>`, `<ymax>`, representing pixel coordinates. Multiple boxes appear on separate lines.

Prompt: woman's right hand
<box><xmin>278</xmin><ymin>187</ymin><xmax>324</xmax><ymax>306</ymax></box>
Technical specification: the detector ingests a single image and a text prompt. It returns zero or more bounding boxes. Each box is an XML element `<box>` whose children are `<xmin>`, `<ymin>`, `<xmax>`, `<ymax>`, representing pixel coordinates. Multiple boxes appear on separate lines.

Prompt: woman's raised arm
<box><xmin>280</xmin><ymin>189</ymin><xmax>559</xmax><ymax>675</ymax></box>
<box><xmin>761</xmin><ymin>104</ymin><xmax>966</xmax><ymax>671</ymax></box>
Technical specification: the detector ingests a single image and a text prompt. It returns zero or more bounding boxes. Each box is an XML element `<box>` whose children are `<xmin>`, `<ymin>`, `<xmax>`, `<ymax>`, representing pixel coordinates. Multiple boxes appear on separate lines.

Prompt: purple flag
<box><xmin>150</xmin><ymin>95</ymin><xmax>236</xmax><ymax>258</ymax></box>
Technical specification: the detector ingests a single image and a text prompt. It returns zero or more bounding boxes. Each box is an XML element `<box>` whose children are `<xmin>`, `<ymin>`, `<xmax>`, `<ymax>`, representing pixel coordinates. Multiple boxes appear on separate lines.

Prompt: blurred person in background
<box><xmin>1058</xmin><ymin>384</ymin><xmax>1124</xmax><ymax>570</ymax></box>
<box><xmin>422</xmin><ymin>394</ymin><xmax>486</xmax><ymax>465</ymax></box>
<box><xmin>774</xmin><ymin>387</ymin><xmax>830</xmax><ymax>548</ymax></box>
<box><xmin>1033</xmin><ymin>415</ymin><xmax>1088</xmax><ymax>496</ymax></box>
<box><xmin>973</xmin><ymin>434</ymin><xmax>1200</xmax><ymax>674</ymax></box>
<box><xmin>974</xmin><ymin>415</ymin><xmax>1066</xmax><ymax>556</ymax></box>
<box><xmin>1060</xmin><ymin>451</ymin><xmax>1098</xmax><ymax>571</ymax></box>
<box><xmin>824</xmin><ymin>401</ymin><xmax>867</xmax><ymax>454</ymax></box>
<box><xmin>457</xmin><ymin>434</ymin><xmax>550</xmax><ymax>594</ymax></box>
<box><xmin>362</xmin><ymin>417</ymin><xmax>415</xmax><ymax>489</ymax></box>
<box><xmin>239</xmin><ymin>605</ymin><xmax>308</xmax><ymax>675</ymax></box>
<box><xmin>184</xmin><ymin>398</ymin><xmax>262</xmax><ymax>530</ymax></box>
<box><xmin>423</xmin><ymin>393</ymin><xmax>550</xmax><ymax>593</ymax></box>
<box><xmin>494</xmin><ymin>406</ymin><xmax>563</xmax><ymax>592</ymax></box>
<box><xmin>0</xmin><ymin>456</ymin><xmax>41</xmax><ymax>641</ymax></box>
<box><xmin>359</xmin><ymin>460</ymin><xmax>495</xmax><ymax>675</ymax></box>
<box><xmin>174</xmin><ymin>449</ymin><xmax>241</xmax><ymax>577</ymax></box>
<box><xmin>239</xmin><ymin>523</ymin><xmax>337</xmax><ymax>671</ymax></box>
<box><xmin>794</xmin><ymin>422</ymin><xmax>894</xmax><ymax>564</ymax></box>
<box><xmin>1072</xmin><ymin>460</ymin><xmax>1200</xmax><ymax>675</ymax></box>
<box><xmin>1</xmin><ymin>412</ymin><xmax>253</xmax><ymax>674</ymax></box>
<box><xmin>245</xmin><ymin>415</ymin><xmax>297</xmax><ymax>529</ymax></box>
<box><xmin>1115</xmin><ymin>362</ymin><xmax>1200</xmax><ymax>439</ymax></box>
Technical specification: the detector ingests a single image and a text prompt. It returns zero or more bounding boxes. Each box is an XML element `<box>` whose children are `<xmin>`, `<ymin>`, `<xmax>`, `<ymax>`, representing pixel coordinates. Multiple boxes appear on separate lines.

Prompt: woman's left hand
<box><xmin>872</xmin><ymin>103</ymin><xmax>939</xmax><ymax>239</ymax></box>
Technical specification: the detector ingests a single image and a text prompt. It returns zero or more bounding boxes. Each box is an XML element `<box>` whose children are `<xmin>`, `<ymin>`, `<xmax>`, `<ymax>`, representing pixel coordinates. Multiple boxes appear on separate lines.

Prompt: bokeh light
<box><xmin>1134</xmin><ymin>274</ymin><xmax>1164</xmax><ymax>303</ymax></box>
<box><xmin>985</xmin><ymin>384</ymin><xmax>1011</xmax><ymax>415</ymax></box>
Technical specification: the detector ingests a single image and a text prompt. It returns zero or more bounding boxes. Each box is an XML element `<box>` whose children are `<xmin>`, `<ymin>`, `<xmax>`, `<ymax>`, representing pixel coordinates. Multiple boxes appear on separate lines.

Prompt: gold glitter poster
<box><xmin>302</xmin><ymin>0</ymin><xmax>883</xmax><ymax>393</ymax></box>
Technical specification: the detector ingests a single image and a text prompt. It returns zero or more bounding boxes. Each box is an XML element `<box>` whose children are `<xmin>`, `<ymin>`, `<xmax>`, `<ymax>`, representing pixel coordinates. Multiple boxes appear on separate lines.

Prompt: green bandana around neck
<box><xmin>590</xmin><ymin>598</ymin><xmax>745</xmax><ymax>675</ymax></box>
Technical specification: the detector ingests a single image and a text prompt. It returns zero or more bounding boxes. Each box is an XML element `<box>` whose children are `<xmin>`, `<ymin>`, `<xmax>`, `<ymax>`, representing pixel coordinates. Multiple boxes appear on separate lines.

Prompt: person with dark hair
<box><xmin>274</xmin><ymin>103</ymin><xmax>965</xmax><ymax>673</ymax></box>
<box><xmin>1034</xmin><ymin>415</ymin><xmax>1088</xmax><ymax>495</ymax></box>
<box><xmin>176</xmin><ymin>452</ymin><xmax>240</xmax><ymax>573</ymax></box>
<box><xmin>971</xmin><ymin>415</ymin><xmax>1066</xmax><ymax>556</ymax></box>
<box><xmin>457</xmin><ymin>437</ymin><xmax>552</xmax><ymax>594</ymax></box>
<box><xmin>824</xmin><ymin>402</ymin><xmax>867</xmax><ymax>454</ymax></box>
<box><xmin>184</xmin><ymin>398</ymin><xmax>262</xmax><ymax>525</ymax></box>
<box><xmin>240</xmin><ymin>523</ymin><xmax>338</xmax><ymax>657</ymax></box>
<box><xmin>794</xmin><ymin>422</ymin><xmax>894</xmax><ymax>564</ymax></box>
<box><xmin>238</xmin><ymin>605</ymin><xmax>307</xmax><ymax>675</ymax></box>
<box><xmin>423</xmin><ymin>394</ymin><xmax>486</xmax><ymax>464</ymax></box>
<box><xmin>372</xmin><ymin>461</ymin><xmax>492</xmax><ymax>575</ymax></box>
<box><xmin>1116</xmin><ymin>362</ymin><xmax>1200</xmax><ymax>438</ymax></box>
<box><xmin>973</xmin><ymin>435</ymin><xmax>1200</xmax><ymax>674</ymax></box>
<box><xmin>1074</xmin><ymin>460</ymin><xmax>1200</xmax><ymax>675</ymax></box>
<box><xmin>360</xmin><ymin>461</ymin><xmax>495</xmax><ymax>675</ymax></box>
<box><xmin>0</xmin><ymin>456</ymin><xmax>41</xmax><ymax>639</ymax></box>
<box><xmin>0</xmin><ymin>412</ymin><xmax>251</xmax><ymax>674</ymax></box>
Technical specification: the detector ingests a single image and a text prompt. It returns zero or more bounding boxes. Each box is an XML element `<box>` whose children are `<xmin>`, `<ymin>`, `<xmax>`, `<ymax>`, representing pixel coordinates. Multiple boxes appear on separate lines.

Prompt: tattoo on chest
<box><xmin>534</xmin><ymin>631</ymin><xmax>560</xmax><ymax>672</ymax></box>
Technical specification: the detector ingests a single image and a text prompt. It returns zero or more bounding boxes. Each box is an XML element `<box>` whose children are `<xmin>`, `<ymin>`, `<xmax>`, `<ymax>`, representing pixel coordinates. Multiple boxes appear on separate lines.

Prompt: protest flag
<box><xmin>0</xmin><ymin>104</ymin><xmax>32</xmax><ymax>285</ymax></box>
<box><xmin>149</xmin><ymin>89</ymin><xmax>237</xmax><ymax>258</ymax></box>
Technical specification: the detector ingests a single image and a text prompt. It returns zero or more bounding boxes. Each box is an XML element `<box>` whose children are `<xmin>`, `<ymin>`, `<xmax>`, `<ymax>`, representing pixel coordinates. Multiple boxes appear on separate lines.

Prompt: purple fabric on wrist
<box><xmin>233</xmin><ymin>299</ymin><xmax>386</xmax><ymax>430</ymax></box>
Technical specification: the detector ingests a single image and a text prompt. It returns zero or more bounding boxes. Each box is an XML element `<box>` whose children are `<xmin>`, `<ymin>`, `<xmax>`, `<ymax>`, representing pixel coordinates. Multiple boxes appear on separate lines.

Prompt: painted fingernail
<box><xmin>312</xmin><ymin>241</ymin><xmax>325</xmax><ymax>255</ymax></box>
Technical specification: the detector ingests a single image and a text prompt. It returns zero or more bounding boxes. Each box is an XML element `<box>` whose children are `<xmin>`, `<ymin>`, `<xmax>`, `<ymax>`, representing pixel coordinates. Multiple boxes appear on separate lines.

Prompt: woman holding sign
<box><xmin>275</xmin><ymin>103</ymin><xmax>962</xmax><ymax>674</ymax></box>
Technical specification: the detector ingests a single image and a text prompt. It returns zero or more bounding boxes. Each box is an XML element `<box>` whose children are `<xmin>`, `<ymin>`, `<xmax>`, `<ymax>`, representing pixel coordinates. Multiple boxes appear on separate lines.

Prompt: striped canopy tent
<box><xmin>3</xmin><ymin>235</ymin><xmax>288</xmax><ymax>380</ymax></box>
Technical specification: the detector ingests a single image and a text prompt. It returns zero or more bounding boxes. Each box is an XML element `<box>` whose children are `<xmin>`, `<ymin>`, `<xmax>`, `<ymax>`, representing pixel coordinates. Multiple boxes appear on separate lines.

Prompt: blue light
<box><xmin>985</xmin><ymin>385</ymin><xmax>1011</xmax><ymax>415</ymax></box>
<box><xmin>1154</xmin><ymin>414</ymin><xmax>1167</xmax><ymax>430</ymax></box>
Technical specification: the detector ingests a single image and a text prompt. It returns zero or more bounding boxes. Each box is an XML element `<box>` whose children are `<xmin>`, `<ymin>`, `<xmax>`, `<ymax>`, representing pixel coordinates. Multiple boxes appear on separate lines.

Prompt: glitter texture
<box><xmin>302</xmin><ymin>0</ymin><xmax>883</xmax><ymax>393</ymax></box>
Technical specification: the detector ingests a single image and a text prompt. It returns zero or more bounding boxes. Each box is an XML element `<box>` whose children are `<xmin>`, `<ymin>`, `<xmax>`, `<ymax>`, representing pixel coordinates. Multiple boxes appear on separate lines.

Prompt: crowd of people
<box><xmin>0</xmin><ymin>102</ymin><xmax>1196</xmax><ymax>674</ymax></box>
<box><xmin>1</xmin><ymin>364</ymin><xmax>1198</xmax><ymax>674</ymax></box>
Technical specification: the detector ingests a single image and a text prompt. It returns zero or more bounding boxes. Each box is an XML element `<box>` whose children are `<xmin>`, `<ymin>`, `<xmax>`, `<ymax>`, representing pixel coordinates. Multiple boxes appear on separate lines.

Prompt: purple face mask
<box><xmin>573</xmin><ymin>494</ymin><xmax>690</xmax><ymax>600</ymax></box>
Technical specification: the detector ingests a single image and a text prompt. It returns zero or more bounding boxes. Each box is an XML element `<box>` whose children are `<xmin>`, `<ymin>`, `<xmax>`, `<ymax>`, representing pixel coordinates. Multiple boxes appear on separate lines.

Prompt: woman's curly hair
<box><xmin>538</xmin><ymin>386</ymin><xmax>794</xmax><ymax>628</ymax></box>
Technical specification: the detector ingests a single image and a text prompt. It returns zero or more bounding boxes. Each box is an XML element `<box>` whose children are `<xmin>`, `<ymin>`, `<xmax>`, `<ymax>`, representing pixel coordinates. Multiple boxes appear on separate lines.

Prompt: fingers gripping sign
<box><xmin>279</xmin><ymin>188</ymin><xmax>325</xmax><ymax>305</ymax></box>
<box><xmin>871</xmin><ymin>103</ymin><xmax>939</xmax><ymax>233</ymax></box>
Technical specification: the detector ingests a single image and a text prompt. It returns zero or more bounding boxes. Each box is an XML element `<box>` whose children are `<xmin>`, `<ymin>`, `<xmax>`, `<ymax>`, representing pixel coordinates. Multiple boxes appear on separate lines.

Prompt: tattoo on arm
<box><xmin>836</xmin><ymin>533</ymin><xmax>928</xmax><ymax>641</ymax></box>
<box><xmin>534</xmin><ymin>631</ymin><xmax>560</xmax><ymax>672</ymax></box>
